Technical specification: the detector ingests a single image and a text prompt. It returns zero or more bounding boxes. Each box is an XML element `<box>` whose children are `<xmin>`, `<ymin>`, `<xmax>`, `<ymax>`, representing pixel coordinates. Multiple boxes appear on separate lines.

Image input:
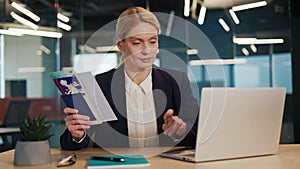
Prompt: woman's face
<box><xmin>117</xmin><ymin>22</ymin><xmax>159</xmax><ymax>72</ymax></box>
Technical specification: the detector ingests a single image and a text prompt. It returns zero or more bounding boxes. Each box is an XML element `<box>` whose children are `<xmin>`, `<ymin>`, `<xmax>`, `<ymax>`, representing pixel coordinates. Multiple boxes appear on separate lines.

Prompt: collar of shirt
<box><xmin>125</xmin><ymin>69</ymin><xmax>152</xmax><ymax>95</ymax></box>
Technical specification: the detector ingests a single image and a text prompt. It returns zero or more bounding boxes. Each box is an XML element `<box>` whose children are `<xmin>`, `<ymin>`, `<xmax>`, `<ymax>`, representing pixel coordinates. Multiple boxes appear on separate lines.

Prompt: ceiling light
<box><xmin>0</xmin><ymin>29</ymin><xmax>23</xmax><ymax>36</ymax></box>
<box><xmin>39</xmin><ymin>45</ymin><xmax>51</xmax><ymax>55</ymax></box>
<box><xmin>10</xmin><ymin>12</ymin><xmax>38</xmax><ymax>30</ymax></box>
<box><xmin>250</xmin><ymin>44</ymin><xmax>257</xmax><ymax>53</ymax></box>
<box><xmin>233</xmin><ymin>37</ymin><xmax>284</xmax><ymax>44</ymax></box>
<box><xmin>184</xmin><ymin>0</ymin><xmax>190</xmax><ymax>17</ymax></box>
<box><xmin>8</xmin><ymin>28</ymin><xmax>62</xmax><ymax>38</ymax></box>
<box><xmin>57</xmin><ymin>13</ymin><xmax>70</xmax><ymax>23</ymax></box>
<box><xmin>242</xmin><ymin>48</ymin><xmax>249</xmax><ymax>56</ymax></box>
<box><xmin>189</xmin><ymin>58</ymin><xmax>247</xmax><ymax>65</ymax></box>
<box><xmin>11</xmin><ymin>2</ymin><xmax>40</xmax><ymax>22</ymax></box>
<box><xmin>79</xmin><ymin>45</ymin><xmax>96</xmax><ymax>53</ymax></box>
<box><xmin>198</xmin><ymin>6</ymin><xmax>207</xmax><ymax>25</ymax></box>
<box><xmin>165</xmin><ymin>10</ymin><xmax>175</xmax><ymax>36</ymax></box>
<box><xmin>229</xmin><ymin>9</ymin><xmax>240</xmax><ymax>24</ymax></box>
<box><xmin>186</xmin><ymin>49</ymin><xmax>199</xmax><ymax>55</ymax></box>
<box><xmin>232</xmin><ymin>1</ymin><xmax>268</xmax><ymax>11</ymax></box>
<box><xmin>57</xmin><ymin>21</ymin><xmax>71</xmax><ymax>31</ymax></box>
<box><xmin>218</xmin><ymin>18</ymin><xmax>230</xmax><ymax>32</ymax></box>
<box><xmin>96</xmin><ymin>46</ymin><xmax>119</xmax><ymax>52</ymax></box>
<box><xmin>17</xmin><ymin>67</ymin><xmax>46</xmax><ymax>73</ymax></box>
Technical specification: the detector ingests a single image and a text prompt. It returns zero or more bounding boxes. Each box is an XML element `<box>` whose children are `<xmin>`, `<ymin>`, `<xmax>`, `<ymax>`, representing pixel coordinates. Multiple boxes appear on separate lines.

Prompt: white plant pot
<box><xmin>14</xmin><ymin>140</ymin><xmax>52</xmax><ymax>166</ymax></box>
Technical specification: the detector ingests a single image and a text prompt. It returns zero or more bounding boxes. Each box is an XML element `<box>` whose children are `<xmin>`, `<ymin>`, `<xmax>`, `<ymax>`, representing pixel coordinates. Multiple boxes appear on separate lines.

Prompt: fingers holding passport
<box><xmin>64</xmin><ymin>107</ymin><xmax>91</xmax><ymax>140</ymax></box>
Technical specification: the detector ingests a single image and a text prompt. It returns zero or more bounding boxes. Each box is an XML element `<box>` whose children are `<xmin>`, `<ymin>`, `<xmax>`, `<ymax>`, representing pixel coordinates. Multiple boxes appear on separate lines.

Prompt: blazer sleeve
<box><xmin>60</xmin><ymin>129</ymin><xmax>90</xmax><ymax>150</ymax></box>
<box><xmin>157</xmin><ymin>68</ymin><xmax>199</xmax><ymax>147</ymax></box>
<box><xmin>173</xmin><ymin>71</ymin><xmax>199</xmax><ymax>147</ymax></box>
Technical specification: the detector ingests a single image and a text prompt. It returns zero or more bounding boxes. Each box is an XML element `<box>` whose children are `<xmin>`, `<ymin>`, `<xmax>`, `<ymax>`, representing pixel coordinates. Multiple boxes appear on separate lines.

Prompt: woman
<box><xmin>60</xmin><ymin>7</ymin><xmax>199</xmax><ymax>150</ymax></box>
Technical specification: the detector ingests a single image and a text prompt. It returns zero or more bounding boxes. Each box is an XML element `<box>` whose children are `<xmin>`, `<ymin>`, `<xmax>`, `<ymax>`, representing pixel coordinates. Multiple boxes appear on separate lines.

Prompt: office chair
<box><xmin>0</xmin><ymin>100</ymin><xmax>31</xmax><ymax>152</ymax></box>
<box><xmin>1</xmin><ymin>100</ymin><xmax>31</xmax><ymax>127</ymax></box>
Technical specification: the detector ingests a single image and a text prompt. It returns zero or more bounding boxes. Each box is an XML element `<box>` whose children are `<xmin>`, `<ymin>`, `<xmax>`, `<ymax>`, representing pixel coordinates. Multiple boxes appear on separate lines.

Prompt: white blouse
<box><xmin>125</xmin><ymin>70</ymin><xmax>159</xmax><ymax>147</ymax></box>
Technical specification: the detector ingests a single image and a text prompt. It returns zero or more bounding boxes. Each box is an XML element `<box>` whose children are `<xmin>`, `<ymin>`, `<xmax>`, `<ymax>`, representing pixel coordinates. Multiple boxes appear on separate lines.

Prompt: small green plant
<box><xmin>19</xmin><ymin>115</ymin><xmax>54</xmax><ymax>141</ymax></box>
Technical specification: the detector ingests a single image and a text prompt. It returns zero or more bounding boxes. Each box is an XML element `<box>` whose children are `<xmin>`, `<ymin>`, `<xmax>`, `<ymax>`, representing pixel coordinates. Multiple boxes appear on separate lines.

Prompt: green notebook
<box><xmin>87</xmin><ymin>154</ymin><xmax>150</xmax><ymax>168</ymax></box>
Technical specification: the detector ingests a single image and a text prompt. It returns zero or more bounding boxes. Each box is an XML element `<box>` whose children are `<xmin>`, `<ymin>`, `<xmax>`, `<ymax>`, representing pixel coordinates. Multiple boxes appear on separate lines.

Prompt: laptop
<box><xmin>160</xmin><ymin>87</ymin><xmax>286</xmax><ymax>162</ymax></box>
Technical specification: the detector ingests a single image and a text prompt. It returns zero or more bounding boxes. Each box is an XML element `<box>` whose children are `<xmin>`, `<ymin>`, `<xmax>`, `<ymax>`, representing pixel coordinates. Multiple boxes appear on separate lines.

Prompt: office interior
<box><xmin>0</xmin><ymin>0</ymin><xmax>299</xmax><ymax>152</ymax></box>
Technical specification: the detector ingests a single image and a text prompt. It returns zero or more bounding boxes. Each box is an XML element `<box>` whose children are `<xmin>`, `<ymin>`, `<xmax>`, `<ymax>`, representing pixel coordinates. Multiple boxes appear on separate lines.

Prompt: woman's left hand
<box><xmin>162</xmin><ymin>109</ymin><xmax>187</xmax><ymax>137</ymax></box>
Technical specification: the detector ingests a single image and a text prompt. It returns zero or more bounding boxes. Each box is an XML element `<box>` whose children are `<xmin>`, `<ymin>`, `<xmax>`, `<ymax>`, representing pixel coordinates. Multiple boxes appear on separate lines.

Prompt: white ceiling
<box><xmin>202</xmin><ymin>0</ymin><xmax>263</xmax><ymax>9</ymax></box>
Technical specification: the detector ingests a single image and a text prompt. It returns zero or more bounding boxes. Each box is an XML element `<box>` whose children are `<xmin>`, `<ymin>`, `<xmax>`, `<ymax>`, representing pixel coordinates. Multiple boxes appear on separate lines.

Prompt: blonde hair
<box><xmin>116</xmin><ymin>6</ymin><xmax>161</xmax><ymax>41</ymax></box>
<box><xmin>116</xmin><ymin>7</ymin><xmax>160</xmax><ymax>63</ymax></box>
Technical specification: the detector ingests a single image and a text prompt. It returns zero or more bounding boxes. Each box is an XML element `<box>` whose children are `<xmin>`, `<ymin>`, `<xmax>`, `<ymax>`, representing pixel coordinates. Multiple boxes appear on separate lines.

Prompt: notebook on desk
<box><xmin>160</xmin><ymin>87</ymin><xmax>286</xmax><ymax>162</ymax></box>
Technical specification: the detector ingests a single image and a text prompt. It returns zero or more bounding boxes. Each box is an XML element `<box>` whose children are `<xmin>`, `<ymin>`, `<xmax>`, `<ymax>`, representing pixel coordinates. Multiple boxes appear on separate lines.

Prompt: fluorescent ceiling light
<box><xmin>233</xmin><ymin>37</ymin><xmax>284</xmax><ymax>44</ymax></box>
<box><xmin>229</xmin><ymin>9</ymin><xmax>240</xmax><ymax>24</ymax></box>
<box><xmin>39</xmin><ymin>45</ymin><xmax>51</xmax><ymax>55</ymax></box>
<box><xmin>198</xmin><ymin>6</ymin><xmax>207</xmax><ymax>25</ymax></box>
<box><xmin>10</xmin><ymin>12</ymin><xmax>38</xmax><ymax>30</ymax></box>
<box><xmin>8</xmin><ymin>28</ymin><xmax>62</xmax><ymax>38</ymax></box>
<box><xmin>96</xmin><ymin>46</ymin><xmax>119</xmax><ymax>52</ymax></box>
<box><xmin>232</xmin><ymin>1</ymin><xmax>268</xmax><ymax>11</ymax></box>
<box><xmin>11</xmin><ymin>2</ymin><xmax>40</xmax><ymax>22</ymax></box>
<box><xmin>186</xmin><ymin>49</ymin><xmax>199</xmax><ymax>55</ymax></box>
<box><xmin>165</xmin><ymin>10</ymin><xmax>175</xmax><ymax>36</ymax></box>
<box><xmin>17</xmin><ymin>67</ymin><xmax>45</xmax><ymax>73</ymax></box>
<box><xmin>79</xmin><ymin>45</ymin><xmax>96</xmax><ymax>53</ymax></box>
<box><xmin>250</xmin><ymin>44</ymin><xmax>257</xmax><ymax>53</ymax></box>
<box><xmin>184</xmin><ymin>0</ymin><xmax>190</xmax><ymax>17</ymax></box>
<box><xmin>57</xmin><ymin>21</ymin><xmax>71</xmax><ymax>31</ymax></box>
<box><xmin>0</xmin><ymin>29</ymin><xmax>23</xmax><ymax>36</ymax></box>
<box><xmin>189</xmin><ymin>58</ymin><xmax>247</xmax><ymax>65</ymax></box>
<box><xmin>242</xmin><ymin>48</ymin><xmax>249</xmax><ymax>56</ymax></box>
<box><xmin>218</xmin><ymin>18</ymin><xmax>230</xmax><ymax>32</ymax></box>
<box><xmin>61</xmin><ymin>67</ymin><xmax>74</xmax><ymax>71</ymax></box>
<box><xmin>57</xmin><ymin>13</ymin><xmax>70</xmax><ymax>23</ymax></box>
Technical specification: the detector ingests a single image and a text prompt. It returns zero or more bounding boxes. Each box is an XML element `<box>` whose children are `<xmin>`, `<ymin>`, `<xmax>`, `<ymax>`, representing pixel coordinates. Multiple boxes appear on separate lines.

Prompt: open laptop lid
<box><xmin>194</xmin><ymin>87</ymin><xmax>286</xmax><ymax>162</ymax></box>
<box><xmin>160</xmin><ymin>87</ymin><xmax>286</xmax><ymax>163</ymax></box>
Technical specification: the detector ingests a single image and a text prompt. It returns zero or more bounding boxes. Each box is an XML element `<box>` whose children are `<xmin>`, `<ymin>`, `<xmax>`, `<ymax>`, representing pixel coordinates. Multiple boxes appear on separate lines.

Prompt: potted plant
<box><xmin>14</xmin><ymin>115</ymin><xmax>54</xmax><ymax>166</ymax></box>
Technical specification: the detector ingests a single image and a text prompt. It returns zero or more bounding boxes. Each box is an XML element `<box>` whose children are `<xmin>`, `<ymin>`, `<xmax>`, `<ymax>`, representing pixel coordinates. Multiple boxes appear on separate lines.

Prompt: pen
<box><xmin>91</xmin><ymin>156</ymin><xmax>125</xmax><ymax>162</ymax></box>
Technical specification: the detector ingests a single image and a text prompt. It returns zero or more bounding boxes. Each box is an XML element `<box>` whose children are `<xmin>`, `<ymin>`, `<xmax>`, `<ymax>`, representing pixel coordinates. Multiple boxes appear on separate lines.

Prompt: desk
<box><xmin>0</xmin><ymin>127</ymin><xmax>20</xmax><ymax>135</ymax></box>
<box><xmin>0</xmin><ymin>144</ymin><xmax>299</xmax><ymax>169</ymax></box>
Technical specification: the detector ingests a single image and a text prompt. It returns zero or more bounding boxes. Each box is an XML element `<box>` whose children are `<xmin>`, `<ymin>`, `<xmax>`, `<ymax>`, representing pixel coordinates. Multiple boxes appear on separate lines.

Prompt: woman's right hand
<box><xmin>64</xmin><ymin>107</ymin><xmax>91</xmax><ymax>141</ymax></box>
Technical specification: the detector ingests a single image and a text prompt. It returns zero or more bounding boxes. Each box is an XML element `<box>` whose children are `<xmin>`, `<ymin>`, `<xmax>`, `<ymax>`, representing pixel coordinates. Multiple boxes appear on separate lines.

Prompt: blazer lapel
<box><xmin>152</xmin><ymin>68</ymin><xmax>175</xmax><ymax>134</ymax></box>
<box><xmin>110</xmin><ymin>65</ymin><xmax>128</xmax><ymax>136</ymax></box>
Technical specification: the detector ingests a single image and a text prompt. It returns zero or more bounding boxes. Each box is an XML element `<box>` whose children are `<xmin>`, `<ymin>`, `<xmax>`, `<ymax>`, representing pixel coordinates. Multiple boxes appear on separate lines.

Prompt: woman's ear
<box><xmin>116</xmin><ymin>36</ymin><xmax>124</xmax><ymax>52</ymax></box>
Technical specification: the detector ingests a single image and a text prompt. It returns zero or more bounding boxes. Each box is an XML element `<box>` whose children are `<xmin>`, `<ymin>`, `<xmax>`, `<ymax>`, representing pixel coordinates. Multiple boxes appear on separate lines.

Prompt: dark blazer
<box><xmin>60</xmin><ymin>65</ymin><xmax>199</xmax><ymax>150</ymax></box>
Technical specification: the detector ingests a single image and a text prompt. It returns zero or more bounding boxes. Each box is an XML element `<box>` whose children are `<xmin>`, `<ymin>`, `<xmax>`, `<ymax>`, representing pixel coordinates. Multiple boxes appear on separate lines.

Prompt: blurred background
<box><xmin>0</xmin><ymin>0</ymin><xmax>299</xmax><ymax>151</ymax></box>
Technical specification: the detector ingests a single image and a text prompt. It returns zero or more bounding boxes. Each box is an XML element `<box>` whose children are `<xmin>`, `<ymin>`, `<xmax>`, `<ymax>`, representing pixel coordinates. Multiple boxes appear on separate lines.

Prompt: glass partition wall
<box><xmin>0</xmin><ymin>0</ymin><xmax>295</xmax><ymax>150</ymax></box>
